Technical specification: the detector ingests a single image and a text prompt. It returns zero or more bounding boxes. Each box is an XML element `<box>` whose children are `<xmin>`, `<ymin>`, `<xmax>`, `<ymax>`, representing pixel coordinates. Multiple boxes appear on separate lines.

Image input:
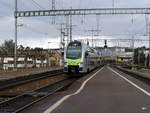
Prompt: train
<box><xmin>63</xmin><ymin>40</ymin><xmax>101</xmax><ymax>75</ymax></box>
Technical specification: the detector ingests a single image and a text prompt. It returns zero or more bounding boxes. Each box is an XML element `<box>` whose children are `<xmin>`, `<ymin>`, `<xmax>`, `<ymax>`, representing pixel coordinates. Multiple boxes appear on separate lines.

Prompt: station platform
<box><xmin>44</xmin><ymin>66</ymin><xmax>150</xmax><ymax>113</ymax></box>
<box><xmin>0</xmin><ymin>67</ymin><xmax>62</xmax><ymax>81</ymax></box>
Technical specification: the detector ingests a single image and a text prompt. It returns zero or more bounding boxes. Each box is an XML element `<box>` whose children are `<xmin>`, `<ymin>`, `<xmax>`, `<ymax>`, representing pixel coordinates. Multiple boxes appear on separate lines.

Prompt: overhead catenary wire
<box><xmin>19</xmin><ymin>0</ymin><xmax>34</xmax><ymax>10</ymax></box>
<box><xmin>18</xmin><ymin>0</ymin><xmax>54</xmax><ymax>36</ymax></box>
<box><xmin>30</xmin><ymin>0</ymin><xmax>46</xmax><ymax>10</ymax></box>
<box><xmin>145</xmin><ymin>14</ymin><xmax>149</xmax><ymax>34</ymax></box>
<box><xmin>23</xmin><ymin>25</ymin><xmax>49</xmax><ymax>36</ymax></box>
<box><xmin>1</xmin><ymin>0</ymin><xmax>149</xmax><ymax>48</ymax></box>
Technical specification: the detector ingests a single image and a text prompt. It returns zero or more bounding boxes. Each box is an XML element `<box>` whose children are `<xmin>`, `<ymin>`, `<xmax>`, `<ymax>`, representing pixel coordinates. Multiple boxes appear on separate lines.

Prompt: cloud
<box><xmin>18</xmin><ymin>36</ymin><xmax>60</xmax><ymax>49</ymax></box>
<box><xmin>0</xmin><ymin>16</ymin><xmax>14</xmax><ymax>40</ymax></box>
<box><xmin>0</xmin><ymin>0</ymin><xmax>150</xmax><ymax>48</ymax></box>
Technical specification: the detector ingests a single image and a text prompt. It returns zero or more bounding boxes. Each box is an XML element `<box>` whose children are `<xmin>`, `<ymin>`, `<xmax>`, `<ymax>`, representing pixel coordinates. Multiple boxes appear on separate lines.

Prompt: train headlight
<box><xmin>64</xmin><ymin>62</ymin><xmax>67</xmax><ymax>65</ymax></box>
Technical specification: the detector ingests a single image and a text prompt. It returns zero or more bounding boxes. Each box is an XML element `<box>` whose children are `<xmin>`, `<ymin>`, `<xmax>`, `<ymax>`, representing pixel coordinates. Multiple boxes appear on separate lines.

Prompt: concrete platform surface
<box><xmin>21</xmin><ymin>66</ymin><xmax>150</xmax><ymax>113</ymax></box>
<box><xmin>47</xmin><ymin>66</ymin><xmax>150</xmax><ymax>113</ymax></box>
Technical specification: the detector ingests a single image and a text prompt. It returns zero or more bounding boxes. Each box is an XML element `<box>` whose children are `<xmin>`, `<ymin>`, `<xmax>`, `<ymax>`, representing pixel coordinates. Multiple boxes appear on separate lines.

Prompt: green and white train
<box><xmin>64</xmin><ymin>40</ymin><xmax>101</xmax><ymax>74</ymax></box>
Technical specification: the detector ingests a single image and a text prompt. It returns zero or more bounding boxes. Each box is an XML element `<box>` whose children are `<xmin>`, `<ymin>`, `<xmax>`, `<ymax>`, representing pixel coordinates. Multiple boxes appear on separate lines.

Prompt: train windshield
<box><xmin>66</xmin><ymin>42</ymin><xmax>82</xmax><ymax>59</ymax></box>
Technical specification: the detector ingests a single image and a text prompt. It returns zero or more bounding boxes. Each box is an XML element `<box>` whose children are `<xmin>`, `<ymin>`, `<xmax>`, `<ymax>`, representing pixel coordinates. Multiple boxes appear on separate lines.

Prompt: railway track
<box><xmin>0</xmin><ymin>69</ymin><xmax>65</xmax><ymax>102</ymax></box>
<box><xmin>0</xmin><ymin>67</ymin><xmax>101</xmax><ymax>113</ymax></box>
<box><xmin>0</xmin><ymin>69</ymin><xmax>63</xmax><ymax>91</ymax></box>
<box><xmin>114</xmin><ymin>66</ymin><xmax>150</xmax><ymax>85</ymax></box>
<box><xmin>0</xmin><ymin>78</ymin><xmax>76</xmax><ymax>113</ymax></box>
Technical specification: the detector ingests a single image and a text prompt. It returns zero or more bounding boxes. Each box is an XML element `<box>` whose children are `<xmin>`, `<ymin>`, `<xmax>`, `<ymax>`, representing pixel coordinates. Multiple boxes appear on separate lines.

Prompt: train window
<box><xmin>67</xmin><ymin>42</ymin><xmax>81</xmax><ymax>49</ymax></box>
<box><xmin>66</xmin><ymin>42</ymin><xmax>82</xmax><ymax>59</ymax></box>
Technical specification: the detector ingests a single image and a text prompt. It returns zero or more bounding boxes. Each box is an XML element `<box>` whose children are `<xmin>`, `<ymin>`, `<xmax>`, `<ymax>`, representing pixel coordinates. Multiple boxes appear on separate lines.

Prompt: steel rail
<box><xmin>115</xmin><ymin>66</ymin><xmax>150</xmax><ymax>85</ymax></box>
<box><xmin>0</xmin><ymin>78</ymin><xmax>76</xmax><ymax>113</ymax></box>
<box><xmin>0</xmin><ymin>69</ymin><xmax>63</xmax><ymax>91</ymax></box>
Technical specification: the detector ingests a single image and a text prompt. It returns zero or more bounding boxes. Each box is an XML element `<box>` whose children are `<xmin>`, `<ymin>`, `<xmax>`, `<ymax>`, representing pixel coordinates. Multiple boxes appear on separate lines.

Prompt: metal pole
<box><xmin>112</xmin><ymin>0</ymin><xmax>114</xmax><ymax>8</ymax></box>
<box><xmin>52</xmin><ymin>0</ymin><xmax>55</xmax><ymax>10</ymax></box>
<box><xmin>57</xmin><ymin>23</ymin><xmax>65</xmax><ymax>50</ymax></box>
<box><xmin>51</xmin><ymin>0</ymin><xmax>55</xmax><ymax>24</ymax></box>
<box><xmin>66</xmin><ymin>16</ymin><xmax>69</xmax><ymax>44</ymax></box>
<box><xmin>60</xmin><ymin>24</ymin><xmax>63</xmax><ymax>49</ymax></box>
<box><xmin>132</xmin><ymin>35</ymin><xmax>134</xmax><ymax>69</ymax></box>
<box><xmin>14</xmin><ymin>0</ymin><xmax>18</xmax><ymax>69</ymax></box>
<box><xmin>70</xmin><ymin>15</ymin><xmax>72</xmax><ymax>42</ymax></box>
<box><xmin>92</xmin><ymin>31</ymin><xmax>94</xmax><ymax>48</ymax></box>
<box><xmin>149</xmin><ymin>23</ymin><xmax>150</xmax><ymax>67</ymax></box>
<box><xmin>48</xmin><ymin>42</ymin><xmax>51</xmax><ymax>67</ymax></box>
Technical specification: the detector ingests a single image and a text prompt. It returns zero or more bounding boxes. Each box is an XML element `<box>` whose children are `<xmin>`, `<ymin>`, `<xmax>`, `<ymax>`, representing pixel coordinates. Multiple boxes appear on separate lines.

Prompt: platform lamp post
<box><xmin>14</xmin><ymin>0</ymin><xmax>18</xmax><ymax>69</ymax></box>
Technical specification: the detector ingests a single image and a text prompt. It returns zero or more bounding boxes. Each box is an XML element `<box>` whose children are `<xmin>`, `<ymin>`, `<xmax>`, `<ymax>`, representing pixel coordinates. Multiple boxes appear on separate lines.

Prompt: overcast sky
<box><xmin>0</xmin><ymin>0</ymin><xmax>150</xmax><ymax>48</ymax></box>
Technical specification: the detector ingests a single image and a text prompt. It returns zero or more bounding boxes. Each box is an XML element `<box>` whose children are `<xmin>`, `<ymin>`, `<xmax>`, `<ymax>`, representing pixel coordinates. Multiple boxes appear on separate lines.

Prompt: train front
<box><xmin>64</xmin><ymin>41</ymin><xmax>84</xmax><ymax>74</ymax></box>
